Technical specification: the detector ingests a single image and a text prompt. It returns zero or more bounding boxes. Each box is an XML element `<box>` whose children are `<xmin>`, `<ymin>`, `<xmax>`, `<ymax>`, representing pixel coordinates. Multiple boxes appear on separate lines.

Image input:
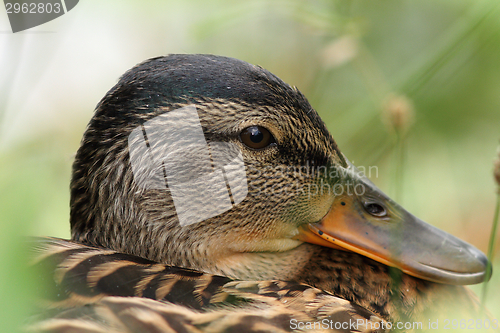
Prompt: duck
<box><xmin>29</xmin><ymin>54</ymin><xmax>491</xmax><ymax>333</ymax></box>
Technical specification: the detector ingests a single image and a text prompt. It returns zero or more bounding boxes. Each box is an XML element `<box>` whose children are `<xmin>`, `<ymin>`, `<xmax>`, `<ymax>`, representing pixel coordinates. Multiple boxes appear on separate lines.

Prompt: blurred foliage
<box><xmin>1</xmin><ymin>0</ymin><xmax>499</xmax><ymax>330</ymax></box>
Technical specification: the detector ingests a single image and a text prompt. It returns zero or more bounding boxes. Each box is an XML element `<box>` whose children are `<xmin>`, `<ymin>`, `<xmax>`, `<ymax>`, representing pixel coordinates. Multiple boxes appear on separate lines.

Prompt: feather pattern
<box><xmin>30</xmin><ymin>238</ymin><xmax>388</xmax><ymax>333</ymax></box>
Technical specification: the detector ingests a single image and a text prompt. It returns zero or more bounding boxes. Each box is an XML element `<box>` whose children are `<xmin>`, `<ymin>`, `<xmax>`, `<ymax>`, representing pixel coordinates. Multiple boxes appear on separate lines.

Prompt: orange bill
<box><xmin>294</xmin><ymin>166</ymin><xmax>489</xmax><ymax>285</ymax></box>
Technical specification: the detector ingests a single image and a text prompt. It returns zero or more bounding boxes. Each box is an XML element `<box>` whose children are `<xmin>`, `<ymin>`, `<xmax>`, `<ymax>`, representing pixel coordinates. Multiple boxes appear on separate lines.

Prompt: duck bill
<box><xmin>296</xmin><ymin>169</ymin><xmax>489</xmax><ymax>285</ymax></box>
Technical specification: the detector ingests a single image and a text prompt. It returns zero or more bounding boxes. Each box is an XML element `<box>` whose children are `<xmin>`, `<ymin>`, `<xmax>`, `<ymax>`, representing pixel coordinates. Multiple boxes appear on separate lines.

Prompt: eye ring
<box><xmin>363</xmin><ymin>202</ymin><xmax>387</xmax><ymax>217</ymax></box>
<box><xmin>239</xmin><ymin>126</ymin><xmax>276</xmax><ymax>150</ymax></box>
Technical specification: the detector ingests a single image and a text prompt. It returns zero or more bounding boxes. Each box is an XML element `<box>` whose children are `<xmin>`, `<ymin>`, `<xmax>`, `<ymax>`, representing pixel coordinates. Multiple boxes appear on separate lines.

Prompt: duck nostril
<box><xmin>364</xmin><ymin>202</ymin><xmax>387</xmax><ymax>217</ymax></box>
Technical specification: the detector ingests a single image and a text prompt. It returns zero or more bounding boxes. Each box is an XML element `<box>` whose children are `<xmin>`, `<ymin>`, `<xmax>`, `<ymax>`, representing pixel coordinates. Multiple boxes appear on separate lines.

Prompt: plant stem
<box><xmin>481</xmin><ymin>188</ymin><xmax>500</xmax><ymax>310</ymax></box>
<box><xmin>393</xmin><ymin>130</ymin><xmax>405</xmax><ymax>204</ymax></box>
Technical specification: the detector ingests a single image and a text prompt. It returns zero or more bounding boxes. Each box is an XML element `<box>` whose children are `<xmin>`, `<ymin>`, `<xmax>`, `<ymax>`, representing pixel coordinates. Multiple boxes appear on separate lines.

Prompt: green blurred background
<box><xmin>1</xmin><ymin>0</ymin><xmax>499</xmax><ymax>330</ymax></box>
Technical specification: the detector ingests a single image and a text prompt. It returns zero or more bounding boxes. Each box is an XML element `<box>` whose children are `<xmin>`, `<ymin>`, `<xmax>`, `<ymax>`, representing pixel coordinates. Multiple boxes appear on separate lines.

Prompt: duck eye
<box><xmin>364</xmin><ymin>202</ymin><xmax>387</xmax><ymax>217</ymax></box>
<box><xmin>240</xmin><ymin>126</ymin><xmax>276</xmax><ymax>150</ymax></box>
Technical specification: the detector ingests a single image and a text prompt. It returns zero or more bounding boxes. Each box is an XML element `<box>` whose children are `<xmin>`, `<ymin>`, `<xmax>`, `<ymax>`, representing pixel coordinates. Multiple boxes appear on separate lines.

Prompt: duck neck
<box><xmin>194</xmin><ymin>243</ymin><xmax>318</xmax><ymax>281</ymax></box>
<box><xmin>291</xmin><ymin>246</ymin><xmax>476</xmax><ymax>322</ymax></box>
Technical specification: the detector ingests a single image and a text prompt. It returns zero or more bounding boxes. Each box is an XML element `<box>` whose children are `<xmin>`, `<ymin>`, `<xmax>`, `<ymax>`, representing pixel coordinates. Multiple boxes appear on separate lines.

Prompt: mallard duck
<box><xmin>30</xmin><ymin>54</ymin><xmax>491</xmax><ymax>333</ymax></box>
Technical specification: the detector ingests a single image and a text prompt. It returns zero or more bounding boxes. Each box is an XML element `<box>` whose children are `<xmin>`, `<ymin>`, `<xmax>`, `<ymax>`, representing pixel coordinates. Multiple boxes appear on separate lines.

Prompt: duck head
<box><xmin>70</xmin><ymin>54</ymin><xmax>489</xmax><ymax>287</ymax></box>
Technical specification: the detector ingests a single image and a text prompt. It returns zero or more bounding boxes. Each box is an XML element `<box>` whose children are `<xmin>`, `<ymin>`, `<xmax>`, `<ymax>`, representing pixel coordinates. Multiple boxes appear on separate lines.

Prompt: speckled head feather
<box><xmin>70</xmin><ymin>54</ymin><xmax>345</xmax><ymax>274</ymax></box>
